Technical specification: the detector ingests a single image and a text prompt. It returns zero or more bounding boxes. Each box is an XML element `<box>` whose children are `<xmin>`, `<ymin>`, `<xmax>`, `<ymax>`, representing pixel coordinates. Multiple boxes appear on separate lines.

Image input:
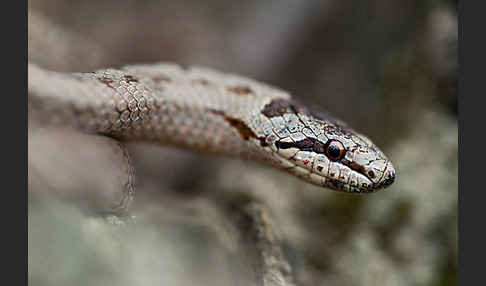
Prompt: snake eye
<box><xmin>325</xmin><ymin>140</ymin><xmax>346</xmax><ymax>161</ymax></box>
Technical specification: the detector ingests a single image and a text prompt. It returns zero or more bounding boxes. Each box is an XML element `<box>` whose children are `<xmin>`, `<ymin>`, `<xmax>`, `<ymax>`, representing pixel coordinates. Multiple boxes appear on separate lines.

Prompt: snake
<box><xmin>28</xmin><ymin>62</ymin><xmax>395</xmax><ymax>196</ymax></box>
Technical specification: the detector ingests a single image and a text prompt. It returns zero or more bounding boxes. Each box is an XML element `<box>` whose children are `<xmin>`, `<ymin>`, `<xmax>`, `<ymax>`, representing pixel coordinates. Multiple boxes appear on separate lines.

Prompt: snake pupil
<box><xmin>329</xmin><ymin>146</ymin><xmax>340</xmax><ymax>158</ymax></box>
<box><xmin>325</xmin><ymin>140</ymin><xmax>345</xmax><ymax>161</ymax></box>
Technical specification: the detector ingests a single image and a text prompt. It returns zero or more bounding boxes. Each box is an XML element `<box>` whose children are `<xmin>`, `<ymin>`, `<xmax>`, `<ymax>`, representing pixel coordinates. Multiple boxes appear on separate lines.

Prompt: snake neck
<box><xmin>28</xmin><ymin>63</ymin><xmax>272</xmax><ymax>160</ymax></box>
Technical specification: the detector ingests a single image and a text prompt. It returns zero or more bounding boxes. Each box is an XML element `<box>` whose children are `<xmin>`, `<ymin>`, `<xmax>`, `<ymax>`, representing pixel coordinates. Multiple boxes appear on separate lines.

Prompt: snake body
<box><xmin>29</xmin><ymin>62</ymin><xmax>395</xmax><ymax>193</ymax></box>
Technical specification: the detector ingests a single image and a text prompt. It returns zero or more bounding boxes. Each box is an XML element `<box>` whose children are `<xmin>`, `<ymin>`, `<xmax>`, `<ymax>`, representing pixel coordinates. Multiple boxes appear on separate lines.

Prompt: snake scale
<box><xmin>28</xmin><ymin>62</ymin><xmax>395</xmax><ymax>200</ymax></box>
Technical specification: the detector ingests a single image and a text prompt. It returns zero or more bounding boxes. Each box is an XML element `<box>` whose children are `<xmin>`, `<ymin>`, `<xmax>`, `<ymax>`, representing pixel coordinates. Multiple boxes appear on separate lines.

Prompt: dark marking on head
<box><xmin>124</xmin><ymin>75</ymin><xmax>139</xmax><ymax>83</ymax></box>
<box><xmin>299</xmin><ymin>138</ymin><xmax>314</xmax><ymax>148</ymax></box>
<box><xmin>227</xmin><ymin>85</ymin><xmax>253</xmax><ymax>95</ymax></box>
<box><xmin>275</xmin><ymin>140</ymin><xmax>293</xmax><ymax>149</ymax></box>
<box><xmin>314</xmin><ymin>140</ymin><xmax>325</xmax><ymax>153</ymax></box>
<box><xmin>317</xmin><ymin>166</ymin><xmax>324</xmax><ymax>172</ymax></box>
<box><xmin>275</xmin><ymin>137</ymin><xmax>327</xmax><ymax>155</ymax></box>
<box><xmin>261</xmin><ymin>99</ymin><xmax>300</xmax><ymax>118</ymax></box>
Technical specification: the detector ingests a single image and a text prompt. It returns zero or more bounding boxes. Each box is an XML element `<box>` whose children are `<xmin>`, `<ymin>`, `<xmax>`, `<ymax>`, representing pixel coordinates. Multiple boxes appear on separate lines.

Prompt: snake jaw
<box><xmin>274</xmin><ymin>150</ymin><xmax>394</xmax><ymax>193</ymax></box>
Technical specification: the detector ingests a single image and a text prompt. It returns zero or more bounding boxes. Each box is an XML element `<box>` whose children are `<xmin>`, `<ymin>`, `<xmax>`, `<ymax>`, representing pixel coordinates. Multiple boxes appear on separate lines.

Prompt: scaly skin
<box><xmin>28</xmin><ymin>62</ymin><xmax>395</xmax><ymax>193</ymax></box>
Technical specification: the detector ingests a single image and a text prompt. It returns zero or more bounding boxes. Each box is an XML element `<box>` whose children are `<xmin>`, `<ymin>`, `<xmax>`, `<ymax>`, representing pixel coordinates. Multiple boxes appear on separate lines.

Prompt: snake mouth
<box><xmin>272</xmin><ymin>151</ymin><xmax>380</xmax><ymax>193</ymax></box>
<box><xmin>270</xmin><ymin>146</ymin><xmax>396</xmax><ymax>193</ymax></box>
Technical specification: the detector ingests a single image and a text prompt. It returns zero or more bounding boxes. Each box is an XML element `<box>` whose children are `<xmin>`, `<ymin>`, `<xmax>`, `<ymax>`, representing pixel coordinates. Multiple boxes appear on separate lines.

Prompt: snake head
<box><xmin>260</xmin><ymin>99</ymin><xmax>395</xmax><ymax>193</ymax></box>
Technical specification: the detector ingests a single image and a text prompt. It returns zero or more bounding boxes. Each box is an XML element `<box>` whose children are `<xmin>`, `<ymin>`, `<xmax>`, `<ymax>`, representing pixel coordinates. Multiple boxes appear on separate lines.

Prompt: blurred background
<box><xmin>28</xmin><ymin>0</ymin><xmax>457</xmax><ymax>285</ymax></box>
